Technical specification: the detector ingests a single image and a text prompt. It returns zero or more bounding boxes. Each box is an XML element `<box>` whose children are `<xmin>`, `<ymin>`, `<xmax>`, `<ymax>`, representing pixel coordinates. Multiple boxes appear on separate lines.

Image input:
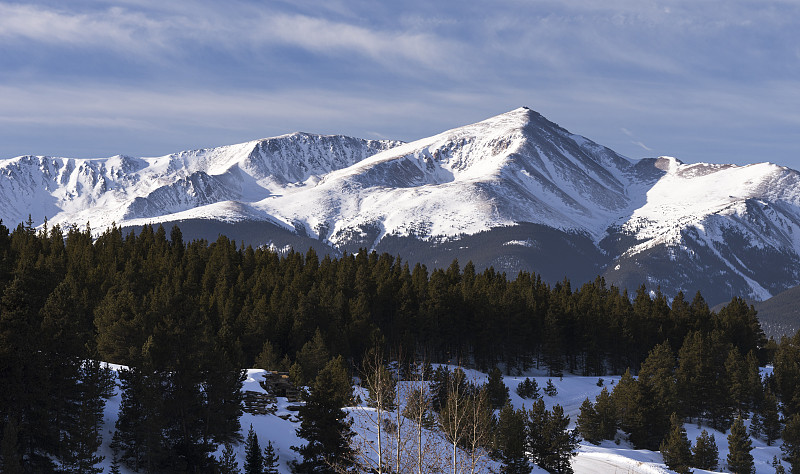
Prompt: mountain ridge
<box><xmin>3</xmin><ymin>107</ymin><xmax>800</xmax><ymax>305</ymax></box>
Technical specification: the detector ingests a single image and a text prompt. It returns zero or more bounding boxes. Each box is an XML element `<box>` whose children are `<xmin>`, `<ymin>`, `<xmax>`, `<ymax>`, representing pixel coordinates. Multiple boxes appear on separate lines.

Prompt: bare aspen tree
<box><xmin>439</xmin><ymin>367</ymin><xmax>470</xmax><ymax>474</ymax></box>
<box><xmin>464</xmin><ymin>387</ymin><xmax>493</xmax><ymax>474</ymax></box>
<box><xmin>353</xmin><ymin>347</ymin><xmax>396</xmax><ymax>473</ymax></box>
<box><xmin>403</xmin><ymin>360</ymin><xmax>440</xmax><ymax>474</ymax></box>
<box><xmin>388</xmin><ymin>348</ymin><xmax>412</xmax><ymax>473</ymax></box>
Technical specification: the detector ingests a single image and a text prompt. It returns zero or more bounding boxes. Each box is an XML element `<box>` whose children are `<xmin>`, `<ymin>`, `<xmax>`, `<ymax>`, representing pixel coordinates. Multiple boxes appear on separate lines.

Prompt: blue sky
<box><xmin>1</xmin><ymin>0</ymin><xmax>799</xmax><ymax>168</ymax></box>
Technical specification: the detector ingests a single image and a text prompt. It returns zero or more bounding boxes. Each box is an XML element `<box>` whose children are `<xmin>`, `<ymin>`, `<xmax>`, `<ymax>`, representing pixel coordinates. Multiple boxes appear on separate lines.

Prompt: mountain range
<box><xmin>4</xmin><ymin>107</ymin><xmax>800</xmax><ymax>306</ymax></box>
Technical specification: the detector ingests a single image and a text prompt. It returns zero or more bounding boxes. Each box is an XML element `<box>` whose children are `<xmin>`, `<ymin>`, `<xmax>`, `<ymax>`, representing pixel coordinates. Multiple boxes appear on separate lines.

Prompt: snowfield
<box><xmin>94</xmin><ymin>365</ymin><xmax>786</xmax><ymax>473</ymax></box>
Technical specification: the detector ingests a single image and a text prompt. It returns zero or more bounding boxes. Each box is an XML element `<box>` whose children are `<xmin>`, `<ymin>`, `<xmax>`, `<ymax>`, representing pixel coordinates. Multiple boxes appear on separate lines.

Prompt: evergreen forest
<box><xmin>1</xmin><ymin>220</ymin><xmax>800</xmax><ymax>473</ymax></box>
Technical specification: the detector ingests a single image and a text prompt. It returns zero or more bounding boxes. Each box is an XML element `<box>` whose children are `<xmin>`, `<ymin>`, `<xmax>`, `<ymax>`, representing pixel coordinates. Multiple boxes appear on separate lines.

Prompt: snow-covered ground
<box><xmin>93</xmin><ymin>364</ymin><xmax>788</xmax><ymax>473</ymax></box>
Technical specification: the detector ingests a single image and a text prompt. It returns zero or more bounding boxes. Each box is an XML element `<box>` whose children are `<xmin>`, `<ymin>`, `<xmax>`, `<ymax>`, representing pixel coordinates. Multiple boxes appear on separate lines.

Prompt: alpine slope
<box><xmin>3</xmin><ymin>107</ymin><xmax>800</xmax><ymax>304</ymax></box>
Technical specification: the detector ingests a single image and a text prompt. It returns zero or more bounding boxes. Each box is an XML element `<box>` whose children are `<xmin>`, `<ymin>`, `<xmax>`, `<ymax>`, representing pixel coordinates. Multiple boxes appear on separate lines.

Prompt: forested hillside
<box><xmin>1</xmin><ymin>220</ymin><xmax>799</xmax><ymax>472</ymax></box>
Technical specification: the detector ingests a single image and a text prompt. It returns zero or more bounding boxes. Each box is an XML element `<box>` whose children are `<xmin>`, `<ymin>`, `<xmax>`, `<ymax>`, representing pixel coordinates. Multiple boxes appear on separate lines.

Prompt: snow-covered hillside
<box><xmin>4</xmin><ymin>107</ymin><xmax>800</xmax><ymax>303</ymax></box>
<box><xmin>96</xmin><ymin>365</ymin><xmax>787</xmax><ymax>473</ymax></box>
<box><xmin>0</xmin><ymin>134</ymin><xmax>400</xmax><ymax>231</ymax></box>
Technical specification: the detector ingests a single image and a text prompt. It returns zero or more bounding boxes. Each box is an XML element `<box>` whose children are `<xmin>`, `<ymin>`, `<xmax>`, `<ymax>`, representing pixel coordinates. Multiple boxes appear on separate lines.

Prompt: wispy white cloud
<box><xmin>0</xmin><ymin>2</ymin><xmax>459</xmax><ymax>73</ymax></box>
<box><xmin>0</xmin><ymin>3</ymin><xmax>173</xmax><ymax>54</ymax></box>
<box><xmin>258</xmin><ymin>13</ymin><xmax>457</xmax><ymax>70</ymax></box>
<box><xmin>1</xmin><ymin>0</ymin><xmax>799</xmax><ymax>168</ymax></box>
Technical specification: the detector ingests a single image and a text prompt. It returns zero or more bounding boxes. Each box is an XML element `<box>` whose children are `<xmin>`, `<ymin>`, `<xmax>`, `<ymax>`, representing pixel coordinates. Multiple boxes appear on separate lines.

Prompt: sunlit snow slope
<box><xmin>3</xmin><ymin>107</ymin><xmax>800</xmax><ymax>304</ymax></box>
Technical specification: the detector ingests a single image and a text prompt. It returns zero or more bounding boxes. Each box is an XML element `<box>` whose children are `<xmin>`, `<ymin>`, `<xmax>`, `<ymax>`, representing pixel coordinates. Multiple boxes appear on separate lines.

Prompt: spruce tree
<box><xmin>659</xmin><ymin>413</ymin><xmax>692</xmax><ymax>474</ymax></box>
<box><xmin>527</xmin><ymin>400</ymin><xmax>578</xmax><ymax>474</ymax></box>
<box><xmin>727</xmin><ymin>415</ymin><xmax>754</xmax><ymax>474</ymax></box>
<box><xmin>263</xmin><ymin>440</ymin><xmax>280</xmax><ymax>474</ymax></box>
<box><xmin>244</xmin><ymin>425</ymin><xmax>263</xmax><ymax>474</ymax></box>
<box><xmin>692</xmin><ymin>429</ymin><xmax>718</xmax><ymax>471</ymax></box>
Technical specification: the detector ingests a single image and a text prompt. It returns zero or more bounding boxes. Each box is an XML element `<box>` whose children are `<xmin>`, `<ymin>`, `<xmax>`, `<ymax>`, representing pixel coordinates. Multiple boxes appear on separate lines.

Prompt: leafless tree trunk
<box><xmin>353</xmin><ymin>346</ymin><xmax>396</xmax><ymax>473</ymax></box>
<box><xmin>439</xmin><ymin>367</ymin><xmax>469</xmax><ymax>474</ymax></box>
<box><xmin>390</xmin><ymin>347</ymin><xmax>411</xmax><ymax>473</ymax></box>
<box><xmin>464</xmin><ymin>388</ymin><xmax>492</xmax><ymax>474</ymax></box>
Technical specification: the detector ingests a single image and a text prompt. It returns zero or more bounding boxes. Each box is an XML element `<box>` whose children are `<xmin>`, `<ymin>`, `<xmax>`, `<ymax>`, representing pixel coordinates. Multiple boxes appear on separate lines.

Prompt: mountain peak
<box><xmin>4</xmin><ymin>108</ymin><xmax>800</xmax><ymax>305</ymax></box>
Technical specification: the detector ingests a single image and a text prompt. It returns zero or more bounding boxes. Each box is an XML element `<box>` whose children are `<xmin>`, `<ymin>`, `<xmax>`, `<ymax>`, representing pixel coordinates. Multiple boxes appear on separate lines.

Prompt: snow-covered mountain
<box><xmin>3</xmin><ymin>107</ymin><xmax>800</xmax><ymax>304</ymax></box>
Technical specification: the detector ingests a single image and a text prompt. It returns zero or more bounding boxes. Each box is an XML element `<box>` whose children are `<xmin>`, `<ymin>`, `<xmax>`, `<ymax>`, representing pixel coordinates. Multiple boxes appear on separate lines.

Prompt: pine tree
<box><xmin>576</xmin><ymin>398</ymin><xmax>600</xmax><ymax>444</ymax></box>
<box><xmin>494</xmin><ymin>403</ymin><xmax>531</xmax><ymax>474</ymax></box>
<box><xmin>544</xmin><ymin>379</ymin><xmax>558</xmax><ymax>396</ymax></box>
<box><xmin>727</xmin><ymin>415</ymin><xmax>755</xmax><ymax>474</ymax></box>
<box><xmin>594</xmin><ymin>387</ymin><xmax>618</xmax><ymax>441</ymax></box>
<box><xmin>774</xmin><ymin>332</ymin><xmax>800</xmax><ymax>417</ymax></box>
<box><xmin>515</xmin><ymin>377</ymin><xmax>540</xmax><ymax>400</ymax></box>
<box><xmin>60</xmin><ymin>359</ymin><xmax>113</xmax><ymax>473</ymax></box>
<box><xmin>487</xmin><ymin>366</ymin><xmax>510</xmax><ymax>409</ymax></box>
<box><xmin>109</xmin><ymin>431</ymin><xmax>122</xmax><ymax>474</ymax></box>
<box><xmin>692</xmin><ymin>429</ymin><xmax>718</xmax><ymax>471</ymax></box>
<box><xmin>255</xmin><ymin>340</ymin><xmax>280</xmax><ymax>371</ymax></box>
<box><xmin>430</xmin><ymin>365</ymin><xmax>453</xmax><ymax>412</ymax></box>
<box><xmin>263</xmin><ymin>440</ymin><xmax>280</xmax><ymax>473</ymax></box>
<box><xmin>109</xmin><ymin>454</ymin><xmax>122</xmax><ymax>474</ymax></box>
<box><xmin>0</xmin><ymin>271</ymin><xmax>58</xmax><ymax>472</ymax></box>
<box><xmin>218</xmin><ymin>443</ymin><xmax>239</xmax><ymax>474</ymax></box>
<box><xmin>293</xmin><ymin>329</ymin><xmax>331</xmax><ymax>386</ymax></box>
<box><xmin>783</xmin><ymin>414</ymin><xmax>800</xmax><ymax>474</ymax></box>
<box><xmin>114</xmin><ymin>365</ymin><xmax>166</xmax><ymax>472</ymax></box>
<box><xmin>638</xmin><ymin>342</ymin><xmax>677</xmax><ymax>449</ymax></box>
<box><xmin>292</xmin><ymin>357</ymin><xmax>355</xmax><ymax>473</ymax></box>
<box><xmin>760</xmin><ymin>389</ymin><xmax>782</xmax><ymax>446</ymax></box>
<box><xmin>611</xmin><ymin>368</ymin><xmax>646</xmax><ymax>448</ymax></box>
<box><xmin>525</xmin><ymin>399</ymin><xmax>548</xmax><ymax>467</ymax></box>
<box><xmin>244</xmin><ymin>425</ymin><xmax>263</xmax><ymax>474</ymax></box>
<box><xmin>540</xmin><ymin>404</ymin><xmax>579</xmax><ymax>474</ymax></box>
<box><xmin>659</xmin><ymin>413</ymin><xmax>692</xmax><ymax>474</ymax></box>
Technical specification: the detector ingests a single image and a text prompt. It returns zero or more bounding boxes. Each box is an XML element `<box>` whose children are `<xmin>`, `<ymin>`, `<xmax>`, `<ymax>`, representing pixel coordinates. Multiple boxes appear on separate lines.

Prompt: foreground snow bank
<box><xmin>94</xmin><ymin>365</ymin><xmax>786</xmax><ymax>473</ymax></box>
